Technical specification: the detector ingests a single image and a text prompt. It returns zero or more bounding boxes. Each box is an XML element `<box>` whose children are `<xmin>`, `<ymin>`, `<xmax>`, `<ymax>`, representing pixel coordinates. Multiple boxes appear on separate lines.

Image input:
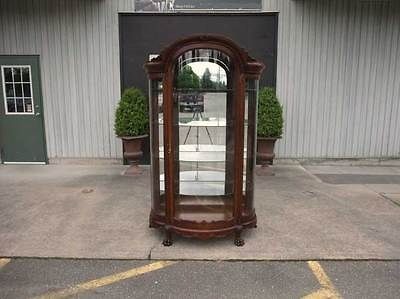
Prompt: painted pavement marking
<box><xmin>0</xmin><ymin>258</ymin><xmax>11</xmax><ymax>269</ymax></box>
<box><xmin>34</xmin><ymin>260</ymin><xmax>176</xmax><ymax>299</ymax></box>
<box><xmin>302</xmin><ymin>261</ymin><xmax>342</xmax><ymax>299</ymax></box>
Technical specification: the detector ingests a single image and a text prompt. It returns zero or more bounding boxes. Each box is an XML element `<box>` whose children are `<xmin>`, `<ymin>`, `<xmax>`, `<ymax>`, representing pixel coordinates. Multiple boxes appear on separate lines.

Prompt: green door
<box><xmin>0</xmin><ymin>56</ymin><xmax>47</xmax><ymax>163</ymax></box>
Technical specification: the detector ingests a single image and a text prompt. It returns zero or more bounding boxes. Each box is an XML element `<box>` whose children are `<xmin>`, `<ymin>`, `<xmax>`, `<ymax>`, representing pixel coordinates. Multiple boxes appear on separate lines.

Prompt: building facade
<box><xmin>0</xmin><ymin>0</ymin><xmax>399</xmax><ymax>163</ymax></box>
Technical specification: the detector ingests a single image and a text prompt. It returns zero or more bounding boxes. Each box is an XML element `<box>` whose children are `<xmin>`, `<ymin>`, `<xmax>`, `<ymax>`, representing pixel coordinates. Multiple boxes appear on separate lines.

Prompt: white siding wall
<box><xmin>263</xmin><ymin>0</ymin><xmax>400</xmax><ymax>158</ymax></box>
<box><xmin>0</xmin><ymin>0</ymin><xmax>135</xmax><ymax>159</ymax></box>
<box><xmin>1</xmin><ymin>0</ymin><xmax>399</xmax><ymax>160</ymax></box>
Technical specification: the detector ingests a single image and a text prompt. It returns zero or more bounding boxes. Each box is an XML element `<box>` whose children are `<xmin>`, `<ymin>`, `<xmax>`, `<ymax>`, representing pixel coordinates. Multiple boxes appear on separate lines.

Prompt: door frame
<box><xmin>0</xmin><ymin>55</ymin><xmax>48</xmax><ymax>164</ymax></box>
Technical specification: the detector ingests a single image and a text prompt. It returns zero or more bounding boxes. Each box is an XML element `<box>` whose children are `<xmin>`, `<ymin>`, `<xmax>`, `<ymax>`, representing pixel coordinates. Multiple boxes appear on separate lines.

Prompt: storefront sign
<box><xmin>135</xmin><ymin>0</ymin><xmax>261</xmax><ymax>11</ymax></box>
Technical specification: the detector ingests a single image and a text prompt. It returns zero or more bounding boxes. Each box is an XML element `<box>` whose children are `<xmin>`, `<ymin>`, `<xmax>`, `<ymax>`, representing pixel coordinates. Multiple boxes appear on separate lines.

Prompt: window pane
<box><xmin>13</xmin><ymin>68</ymin><xmax>21</xmax><ymax>82</ymax></box>
<box><xmin>16</xmin><ymin>98</ymin><xmax>24</xmax><ymax>112</ymax></box>
<box><xmin>7</xmin><ymin>99</ymin><xmax>16</xmax><ymax>112</ymax></box>
<box><xmin>5</xmin><ymin>84</ymin><xmax>14</xmax><ymax>97</ymax></box>
<box><xmin>15</xmin><ymin>83</ymin><xmax>23</xmax><ymax>97</ymax></box>
<box><xmin>24</xmin><ymin>98</ymin><xmax>33</xmax><ymax>113</ymax></box>
<box><xmin>23</xmin><ymin>83</ymin><xmax>31</xmax><ymax>97</ymax></box>
<box><xmin>4</xmin><ymin>68</ymin><xmax>13</xmax><ymax>82</ymax></box>
<box><xmin>22</xmin><ymin>67</ymin><xmax>30</xmax><ymax>82</ymax></box>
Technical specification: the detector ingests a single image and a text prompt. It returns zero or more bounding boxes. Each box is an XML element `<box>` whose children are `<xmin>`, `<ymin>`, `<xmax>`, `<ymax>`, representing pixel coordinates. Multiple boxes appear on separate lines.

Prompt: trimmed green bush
<box><xmin>114</xmin><ymin>87</ymin><xmax>149</xmax><ymax>137</ymax></box>
<box><xmin>176</xmin><ymin>65</ymin><xmax>200</xmax><ymax>89</ymax></box>
<box><xmin>257</xmin><ymin>87</ymin><xmax>283</xmax><ymax>138</ymax></box>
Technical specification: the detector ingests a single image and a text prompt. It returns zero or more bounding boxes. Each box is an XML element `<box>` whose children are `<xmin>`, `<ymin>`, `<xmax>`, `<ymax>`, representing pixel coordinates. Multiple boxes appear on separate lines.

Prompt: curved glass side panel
<box><xmin>150</xmin><ymin>80</ymin><xmax>164</xmax><ymax>213</ymax></box>
<box><xmin>244</xmin><ymin>79</ymin><xmax>259</xmax><ymax>212</ymax></box>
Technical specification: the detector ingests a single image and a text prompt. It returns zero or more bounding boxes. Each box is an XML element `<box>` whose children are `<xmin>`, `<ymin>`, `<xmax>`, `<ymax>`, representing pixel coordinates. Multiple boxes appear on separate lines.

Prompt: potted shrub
<box><xmin>115</xmin><ymin>87</ymin><xmax>149</xmax><ymax>174</ymax></box>
<box><xmin>257</xmin><ymin>87</ymin><xmax>283</xmax><ymax>167</ymax></box>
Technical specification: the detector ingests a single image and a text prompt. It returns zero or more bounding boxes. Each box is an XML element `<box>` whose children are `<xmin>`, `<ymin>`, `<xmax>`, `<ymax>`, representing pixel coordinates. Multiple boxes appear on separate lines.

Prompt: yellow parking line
<box><xmin>35</xmin><ymin>260</ymin><xmax>176</xmax><ymax>299</ymax></box>
<box><xmin>302</xmin><ymin>288</ymin><xmax>337</xmax><ymax>299</ymax></box>
<box><xmin>307</xmin><ymin>261</ymin><xmax>337</xmax><ymax>290</ymax></box>
<box><xmin>302</xmin><ymin>261</ymin><xmax>342</xmax><ymax>299</ymax></box>
<box><xmin>0</xmin><ymin>258</ymin><xmax>11</xmax><ymax>269</ymax></box>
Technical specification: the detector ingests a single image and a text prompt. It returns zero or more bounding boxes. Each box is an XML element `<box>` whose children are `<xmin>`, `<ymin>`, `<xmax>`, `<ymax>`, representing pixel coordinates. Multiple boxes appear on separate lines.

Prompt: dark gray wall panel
<box><xmin>119</xmin><ymin>13</ymin><xmax>278</xmax><ymax>93</ymax></box>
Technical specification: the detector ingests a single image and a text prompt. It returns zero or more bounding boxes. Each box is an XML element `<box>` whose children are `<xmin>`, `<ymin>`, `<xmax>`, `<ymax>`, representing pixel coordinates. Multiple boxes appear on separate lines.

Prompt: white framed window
<box><xmin>1</xmin><ymin>65</ymin><xmax>34</xmax><ymax>115</ymax></box>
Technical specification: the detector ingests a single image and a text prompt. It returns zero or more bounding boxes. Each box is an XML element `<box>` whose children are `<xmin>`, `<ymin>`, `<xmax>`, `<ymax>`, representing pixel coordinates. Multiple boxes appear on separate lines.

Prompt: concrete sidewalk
<box><xmin>0</xmin><ymin>164</ymin><xmax>399</xmax><ymax>260</ymax></box>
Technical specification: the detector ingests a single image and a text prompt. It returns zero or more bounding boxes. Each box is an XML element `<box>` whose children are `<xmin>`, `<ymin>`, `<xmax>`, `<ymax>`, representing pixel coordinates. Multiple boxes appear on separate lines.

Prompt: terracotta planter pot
<box><xmin>257</xmin><ymin>137</ymin><xmax>279</xmax><ymax>166</ymax></box>
<box><xmin>121</xmin><ymin>135</ymin><xmax>148</xmax><ymax>166</ymax></box>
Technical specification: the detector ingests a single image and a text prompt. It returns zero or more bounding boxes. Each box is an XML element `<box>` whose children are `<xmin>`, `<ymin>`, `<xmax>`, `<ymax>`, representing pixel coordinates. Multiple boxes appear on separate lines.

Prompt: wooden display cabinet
<box><xmin>144</xmin><ymin>35</ymin><xmax>264</xmax><ymax>246</ymax></box>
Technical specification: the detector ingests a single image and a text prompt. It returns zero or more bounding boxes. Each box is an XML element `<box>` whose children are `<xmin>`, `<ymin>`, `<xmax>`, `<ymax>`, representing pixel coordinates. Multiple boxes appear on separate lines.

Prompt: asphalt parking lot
<box><xmin>1</xmin><ymin>258</ymin><xmax>399</xmax><ymax>299</ymax></box>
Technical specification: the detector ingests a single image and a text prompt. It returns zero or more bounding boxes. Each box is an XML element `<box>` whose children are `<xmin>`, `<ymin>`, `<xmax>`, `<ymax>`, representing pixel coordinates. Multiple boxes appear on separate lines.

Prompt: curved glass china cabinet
<box><xmin>144</xmin><ymin>35</ymin><xmax>264</xmax><ymax>246</ymax></box>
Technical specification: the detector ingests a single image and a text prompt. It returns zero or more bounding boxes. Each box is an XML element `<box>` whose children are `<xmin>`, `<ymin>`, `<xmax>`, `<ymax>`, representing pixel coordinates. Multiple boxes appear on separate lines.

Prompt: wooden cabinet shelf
<box><xmin>159</xmin><ymin>144</ymin><xmax>246</xmax><ymax>162</ymax></box>
<box><xmin>160</xmin><ymin>144</ymin><xmax>225</xmax><ymax>162</ymax></box>
<box><xmin>160</xmin><ymin>171</ymin><xmax>245</xmax><ymax>196</ymax></box>
<box><xmin>159</xmin><ymin>117</ymin><xmax>227</xmax><ymax>127</ymax></box>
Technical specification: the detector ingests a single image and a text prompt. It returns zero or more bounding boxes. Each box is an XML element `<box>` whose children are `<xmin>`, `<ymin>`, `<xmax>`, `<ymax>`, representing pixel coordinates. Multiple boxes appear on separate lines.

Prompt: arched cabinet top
<box><xmin>144</xmin><ymin>34</ymin><xmax>265</xmax><ymax>80</ymax></box>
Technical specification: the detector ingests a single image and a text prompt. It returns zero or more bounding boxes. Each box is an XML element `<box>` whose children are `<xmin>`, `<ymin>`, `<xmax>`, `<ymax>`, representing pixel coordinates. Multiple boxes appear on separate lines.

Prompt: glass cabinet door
<box><xmin>170</xmin><ymin>49</ymin><xmax>235</xmax><ymax>222</ymax></box>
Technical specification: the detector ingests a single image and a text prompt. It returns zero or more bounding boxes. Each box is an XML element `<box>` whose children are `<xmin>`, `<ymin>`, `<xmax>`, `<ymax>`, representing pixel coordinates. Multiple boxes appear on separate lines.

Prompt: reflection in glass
<box><xmin>5</xmin><ymin>84</ymin><xmax>14</xmax><ymax>97</ymax></box>
<box><xmin>24</xmin><ymin>98</ymin><xmax>33</xmax><ymax>113</ymax></box>
<box><xmin>244</xmin><ymin>79</ymin><xmax>259</xmax><ymax>212</ymax></box>
<box><xmin>172</xmin><ymin>49</ymin><xmax>235</xmax><ymax>222</ymax></box>
<box><xmin>13</xmin><ymin>68</ymin><xmax>21</xmax><ymax>82</ymax></box>
<box><xmin>22</xmin><ymin>67</ymin><xmax>30</xmax><ymax>82</ymax></box>
<box><xmin>158</xmin><ymin>86</ymin><xmax>164</xmax><ymax>199</ymax></box>
<box><xmin>4</xmin><ymin>68</ymin><xmax>13</xmax><ymax>82</ymax></box>
<box><xmin>15</xmin><ymin>83</ymin><xmax>23</xmax><ymax>97</ymax></box>
<box><xmin>23</xmin><ymin>84</ymin><xmax>31</xmax><ymax>97</ymax></box>
<box><xmin>7</xmin><ymin>99</ymin><xmax>16</xmax><ymax>113</ymax></box>
<box><xmin>150</xmin><ymin>80</ymin><xmax>165</xmax><ymax>212</ymax></box>
<box><xmin>176</xmin><ymin>61</ymin><xmax>227</xmax><ymax>92</ymax></box>
<box><xmin>16</xmin><ymin>98</ymin><xmax>24</xmax><ymax>112</ymax></box>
